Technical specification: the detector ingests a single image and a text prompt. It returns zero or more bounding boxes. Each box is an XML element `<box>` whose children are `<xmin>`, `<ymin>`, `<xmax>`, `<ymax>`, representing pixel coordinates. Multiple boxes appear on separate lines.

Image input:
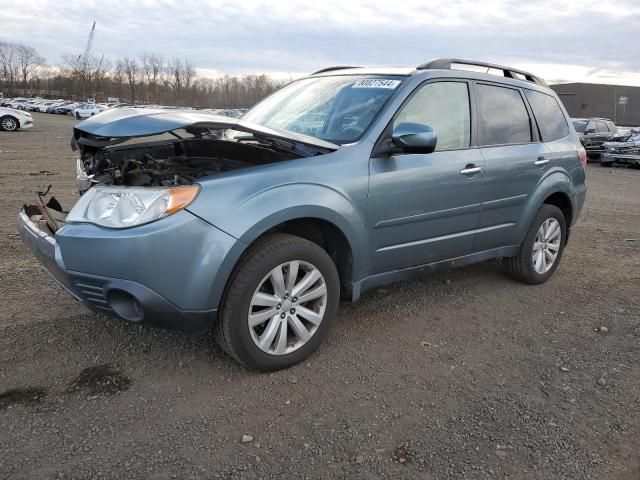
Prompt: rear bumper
<box><xmin>17</xmin><ymin>208</ymin><xmax>216</xmax><ymax>337</ymax></box>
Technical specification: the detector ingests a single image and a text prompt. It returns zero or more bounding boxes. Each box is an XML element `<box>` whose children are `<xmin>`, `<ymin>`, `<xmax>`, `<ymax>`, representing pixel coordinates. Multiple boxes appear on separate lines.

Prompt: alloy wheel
<box><xmin>248</xmin><ymin>260</ymin><xmax>327</xmax><ymax>355</ymax></box>
<box><xmin>1</xmin><ymin>117</ymin><xmax>18</xmax><ymax>131</ymax></box>
<box><xmin>532</xmin><ymin>218</ymin><xmax>561</xmax><ymax>274</ymax></box>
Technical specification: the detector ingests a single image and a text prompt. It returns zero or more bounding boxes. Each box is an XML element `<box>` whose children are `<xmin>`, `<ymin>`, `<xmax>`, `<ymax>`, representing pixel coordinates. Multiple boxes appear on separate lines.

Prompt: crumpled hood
<box><xmin>73</xmin><ymin>107</ymin><xmax>338</xmax><ymax>151</ymax></box>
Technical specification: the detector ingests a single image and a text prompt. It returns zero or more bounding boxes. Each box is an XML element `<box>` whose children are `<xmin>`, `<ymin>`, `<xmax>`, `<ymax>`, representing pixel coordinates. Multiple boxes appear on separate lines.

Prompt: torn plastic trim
<box><xmin>31</xmin><ymin>186</ymin><xmax>68</xmax><ymax>233</ymax></box>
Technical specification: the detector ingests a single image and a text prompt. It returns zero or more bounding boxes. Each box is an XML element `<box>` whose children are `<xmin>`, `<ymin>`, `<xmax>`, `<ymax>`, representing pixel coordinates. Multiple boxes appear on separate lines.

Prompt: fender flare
<box><xmin>514</xmin><ymin>169</ymin><xmax>575</xmax><ymax>245</ymax></box>
<box><xmin>203</xmin><ymin>183</ymin><xmax>368</xmax><ymax>309</ymax></box>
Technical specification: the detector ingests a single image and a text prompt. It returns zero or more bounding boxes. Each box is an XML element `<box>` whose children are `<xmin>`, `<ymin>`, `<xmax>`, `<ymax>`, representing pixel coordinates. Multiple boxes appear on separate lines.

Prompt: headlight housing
<box><xmin>66</xmin><ymin>185</ymin><xmax>200</xmax><ymax>228</ymax></box>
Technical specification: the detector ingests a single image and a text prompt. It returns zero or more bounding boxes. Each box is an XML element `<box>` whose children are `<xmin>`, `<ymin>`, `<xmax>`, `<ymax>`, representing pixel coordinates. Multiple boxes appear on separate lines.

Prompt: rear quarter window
<box><xmin>524</xmin><ymin>89</ymin><xmax>570</xmax><ymax>142</ymax></box>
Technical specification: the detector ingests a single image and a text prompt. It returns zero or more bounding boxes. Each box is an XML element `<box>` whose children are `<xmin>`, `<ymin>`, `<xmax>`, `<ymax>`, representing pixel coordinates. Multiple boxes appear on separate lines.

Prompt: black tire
<box><xmin>75</xmin><ymin>112</ymin><xmax>81</xmax><ymax>119</ymax></box>
<box><xmin>214</xmin><ymin>233</ymin><xmax>340</xmax><ymax>371</ymax></box>
<box><xmin>600</xmin><ymin>161</ymin><xmax>613</xmax><ymax>167</ymax></box>
<box><xmin>0</xmin><ymin>115</ymin><xmax>19</xmax><ymax>132</ymax></box>
<box><xmin>503</xmin><ymin>204</ymin><xmax>567</xmax><ymax>285</ymax></box>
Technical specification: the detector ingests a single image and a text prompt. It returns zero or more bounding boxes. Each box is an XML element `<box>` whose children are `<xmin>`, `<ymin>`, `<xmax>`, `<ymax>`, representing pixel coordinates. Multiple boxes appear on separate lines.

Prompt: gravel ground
<box><xmin>1</xmin><ymin>113</ymin><xmax>639</xmax><ymax>479</ymax></box>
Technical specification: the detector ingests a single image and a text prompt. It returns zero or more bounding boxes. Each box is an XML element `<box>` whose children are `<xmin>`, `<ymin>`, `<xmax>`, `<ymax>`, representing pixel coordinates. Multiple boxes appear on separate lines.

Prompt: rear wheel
<box><xmin>214</xmin><ymin>233</ymin><xmax>340</xmax><ymax>371</ymax></box>
<box><xmin>0</xmin><ymin>115</ymin><xmax>19</xmax><ymax>132</ymax></box>
<box><xmin>504</xmin><ymin>204</ymin><xmax>566</xmax><ymax>284</ymax></box>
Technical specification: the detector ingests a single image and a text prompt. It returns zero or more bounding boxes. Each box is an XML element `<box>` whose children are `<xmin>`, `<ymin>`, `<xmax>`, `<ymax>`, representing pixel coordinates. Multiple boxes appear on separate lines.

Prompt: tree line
<box><xmin>0</xmin><ymin>41</ymin><xmax>287</xmax><ymax>108</ymax></box>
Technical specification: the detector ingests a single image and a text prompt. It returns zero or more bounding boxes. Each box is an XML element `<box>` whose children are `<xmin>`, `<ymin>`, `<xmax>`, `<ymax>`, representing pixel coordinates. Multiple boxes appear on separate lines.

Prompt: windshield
<box><xmin>242</xmin><ymin>75</ymin><xmax>404</xmax><ymax>144</ymax></box>
<box><xmin>572</xmin><ymin>120</ymin><xmax>588</xmax><ymax>133</ymax></box>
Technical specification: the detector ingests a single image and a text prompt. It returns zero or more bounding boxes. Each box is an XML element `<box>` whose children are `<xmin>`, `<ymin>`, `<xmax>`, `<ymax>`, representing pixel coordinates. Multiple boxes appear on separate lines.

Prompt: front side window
<box><xmin>478</xmin><ymin>84</ymin><xmax>532</xmax><ymax>146</ymax></box>
<box><xmin>596</xmin><ymin>121</ymin><xmax>609</xmax><ymax>133</ymax></box>
<box><xmin>242</xmin><ymin>75</ymin><xmax>403</xmax><ymax>144</ymax></box>
<box><xmin>393</xmin><ymin>82</ymin><xmax>471</xmax><ymax>150</ymax></box>
<box><xmin>524</xmin><ymin>89</ymin><xmax>569</xmax><ymax>142</ymax></box>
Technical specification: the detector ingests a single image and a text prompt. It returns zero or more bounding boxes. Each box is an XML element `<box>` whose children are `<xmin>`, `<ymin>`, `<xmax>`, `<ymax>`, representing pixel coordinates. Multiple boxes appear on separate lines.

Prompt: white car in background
<box><xmin>7</xmin><ymin>98</ymin><xmax>31</xmax><ymax>110</ymax></box>
<box><xmin>73</xmin><ymin>103</ymin><xmax>108</xmax><ymax>119</ymax></box>
<box><xmin>0</xmin><ymin>107</ymin><xmax>33</xmax><ymax>131</ymax></box>
<box><xmin>36</xmin><ymin>100</ymin><xmax>62</xmax><ymax>113</ymax></box>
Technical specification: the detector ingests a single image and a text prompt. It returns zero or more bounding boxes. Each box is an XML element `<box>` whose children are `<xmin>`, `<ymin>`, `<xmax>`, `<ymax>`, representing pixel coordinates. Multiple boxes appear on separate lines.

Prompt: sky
<box><xmin>1</xmin><ymin>0</ymin><xmax>639</xmax><ymax>85</ymax></box>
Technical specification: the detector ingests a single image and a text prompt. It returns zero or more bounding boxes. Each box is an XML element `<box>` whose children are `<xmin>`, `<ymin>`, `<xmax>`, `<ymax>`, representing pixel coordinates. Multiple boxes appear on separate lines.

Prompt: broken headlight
<box><xmin>66</xmin><ymin>185</ymin><xmax>199</xmax><ymax>228</ymax></box>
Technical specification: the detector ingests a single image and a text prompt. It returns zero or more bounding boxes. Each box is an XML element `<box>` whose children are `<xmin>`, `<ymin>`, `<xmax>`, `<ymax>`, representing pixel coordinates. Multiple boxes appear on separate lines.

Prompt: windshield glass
<box><xmin>242</xmin><ymin>75</ymin><xmax>404</xmax><ymax>144</ymax></box>
<box><xmin>572</xmin><ymin>120</ymin><xmax>588</xmax><ymax>133</ymax></box>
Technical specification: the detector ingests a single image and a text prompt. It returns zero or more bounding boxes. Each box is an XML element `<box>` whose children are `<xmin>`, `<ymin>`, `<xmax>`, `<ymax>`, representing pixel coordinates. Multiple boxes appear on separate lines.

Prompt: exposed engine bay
<box><xmin>76</xmin><ymin>136</ymin><xmax>300</xmax><ymax>191</ymax></box>
<box><xmin>24</xmin><ymin>109</ymin><xmax>339</xmax><ymax>232</ymax></box>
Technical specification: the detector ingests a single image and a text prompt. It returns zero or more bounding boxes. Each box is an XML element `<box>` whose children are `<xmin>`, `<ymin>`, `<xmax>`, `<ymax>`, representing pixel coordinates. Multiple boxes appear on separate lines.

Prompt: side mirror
<box><xmin>391</xmin><ymin>122</ymin><xmax>437</xmax><ymax>153</ymax></box>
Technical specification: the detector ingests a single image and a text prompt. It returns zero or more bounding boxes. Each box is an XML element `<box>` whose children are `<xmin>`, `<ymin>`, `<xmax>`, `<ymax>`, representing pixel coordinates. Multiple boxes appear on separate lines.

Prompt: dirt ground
<box><xmin>1</xmin><ymin>113</ymin><xmax>639</xmax><ymax>480</ymax></box>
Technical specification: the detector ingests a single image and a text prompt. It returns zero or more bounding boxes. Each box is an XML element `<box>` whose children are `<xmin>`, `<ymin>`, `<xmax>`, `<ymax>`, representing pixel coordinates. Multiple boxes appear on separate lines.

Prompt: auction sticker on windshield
<box><xmin>351</xmin><ymin>79</ymin><xmax>401</xmax><ymax>89</ymax></box>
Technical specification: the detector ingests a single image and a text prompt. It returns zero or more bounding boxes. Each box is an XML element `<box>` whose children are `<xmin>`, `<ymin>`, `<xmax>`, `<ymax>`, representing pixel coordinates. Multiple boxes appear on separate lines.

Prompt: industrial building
<box><xmin>551</xmin><ymin>82</ymin><xmax>640</xmax><ymax>126</ymax></box>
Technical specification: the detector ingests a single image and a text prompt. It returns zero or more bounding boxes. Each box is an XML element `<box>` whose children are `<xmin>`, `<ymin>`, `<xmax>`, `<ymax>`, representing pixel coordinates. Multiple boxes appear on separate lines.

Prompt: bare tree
<box><xmin>141</xmin><ymin>53</ymin><xmax>164</xmax><ymax>103</ymax></box>
<box><xmin>16</xmin><ymin>44</ymin><xmax>45</xmax><ymax>95</ymax></box>
<box><xmin>167</xmin><ymin>58</ymin><xmax>183</xmax><ymax>102</ymax></box>
<box><xmin>0</xmin><ymin>42</ymin><xmax>20</xmax><ymax>96</ymax></box>
<box><xmin>1</xmin><ymin>41</ymin><xmax>285</xmax><ymax>108</ymax></box>
<box><xmin>120</xmin><ymin>57</ymin><xmax>140</xmax><ymax>104</ymax></box>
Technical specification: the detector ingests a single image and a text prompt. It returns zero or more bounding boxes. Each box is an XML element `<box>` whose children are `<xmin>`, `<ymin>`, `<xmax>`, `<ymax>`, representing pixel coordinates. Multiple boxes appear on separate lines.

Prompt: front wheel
<box><xmin>75</xmin><ymin>112</ymin><xmax>81</xmax><ymax>119</ymax></box>
<box><xmin>504</xmin><ymin>204</ymin><xmax>566</xmax><ymax>284</ymax></box>
<box><xmin>0</xmin><ymin>115</ymin><xmax>19</xmax><ymax>132</ymax></box>
<box><xmin>214</xmin><ymin>233</ymin><xmax>340</xmax><ymax>371</ymax></box>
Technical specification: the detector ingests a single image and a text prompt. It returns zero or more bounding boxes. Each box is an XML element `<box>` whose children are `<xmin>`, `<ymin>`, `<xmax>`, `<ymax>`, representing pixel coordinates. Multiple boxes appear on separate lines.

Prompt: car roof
<box><xmin>309</xmin><ymin>58</ymin><xmax>553</xmax><ymax>93</ymax></box>
<box><xmin>312</xmin><ymin>67</ymin><xmax>415</xmax><ymax>77</ymax></box>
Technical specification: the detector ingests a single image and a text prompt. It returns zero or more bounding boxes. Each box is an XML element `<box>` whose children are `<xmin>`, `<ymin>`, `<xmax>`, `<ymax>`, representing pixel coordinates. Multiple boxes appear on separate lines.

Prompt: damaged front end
<box><xmin>26</xmin><ymin>108</ymin><xmax>337</xmax><ymax>229</ymax></box>
<box><xmin>71</xmin><ymin>107</ymin><xmax>337</xmax><ymax>192</ymax></box>
<box><xmin>17</xmin><ymin>108</ymin><xmax>338</xmax><ymax>334</ymax></box>
<box><xmin>601</xmin><ymin>129</ymin><xmax>640</xmax><ymax>168</ymax></box>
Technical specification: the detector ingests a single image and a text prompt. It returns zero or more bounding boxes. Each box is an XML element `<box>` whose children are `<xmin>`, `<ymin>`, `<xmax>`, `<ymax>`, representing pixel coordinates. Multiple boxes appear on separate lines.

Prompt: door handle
<box><xmin>534</xmin><ymin>156</ymin><xmax>550</xmax><ymax>166</ymax></box>
<box><xmin>460</xmin><ymin>166</ymin><xmax>482</xmax><ymax>175</ymax></box>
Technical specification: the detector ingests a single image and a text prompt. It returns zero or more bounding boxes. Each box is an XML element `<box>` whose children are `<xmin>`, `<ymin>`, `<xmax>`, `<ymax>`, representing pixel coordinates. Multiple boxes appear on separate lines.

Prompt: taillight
<box><xmin>577</xmin><ymin>146</ymin><xmax>587</xmax><ymax>169</ymax></box>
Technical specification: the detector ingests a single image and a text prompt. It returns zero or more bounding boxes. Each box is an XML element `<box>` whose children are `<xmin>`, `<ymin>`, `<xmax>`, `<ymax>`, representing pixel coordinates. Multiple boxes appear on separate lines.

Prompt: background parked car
<box><xmin>24</xmin><ymin>99</ymin><xmax>47</xmax><ymax>112</ymax></box>
<box><xmin>35</xmin><ymin>100</ymin><xmax>62</xmax><ymax>113</ymax></box>
<box><xmin>0</xmin><ymin>107</ymin><xmax>33</xmax><ymax>131</ymax></box>
<box><xmin>46</xmin><ymin>101</ymin><xmax>69</xmax><ymax>113</ymax></box>
<box><xmin>56</xmin><ymin>102</ymin><xmax>80</xmax><ymax>115</ymax></box>
<box><xmin>601</xmin><ymin>128</ymin><xmax>640</xmax><ymax>168</ymax></box>
<box><xmin>72</xmin><ymin>102</ymin><xmax>108</xmax><ymax>119</ymax></box>
<box><xmin>572</xmin><ymin>117</ymin><xmax>618</xmax><ymax>159</ymax></box>
<box><xmin>7</xmin><ymin>98</ymin><xmax>31</xmax><ymax>110</ymax></box>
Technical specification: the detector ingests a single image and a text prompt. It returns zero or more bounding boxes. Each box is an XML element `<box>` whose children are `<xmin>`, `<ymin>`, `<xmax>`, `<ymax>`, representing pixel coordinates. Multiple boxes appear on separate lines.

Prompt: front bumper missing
<box><xmin>17</xmin><ymin>207</ymin><xmax>216</xmax><ymax>337</ymax></box>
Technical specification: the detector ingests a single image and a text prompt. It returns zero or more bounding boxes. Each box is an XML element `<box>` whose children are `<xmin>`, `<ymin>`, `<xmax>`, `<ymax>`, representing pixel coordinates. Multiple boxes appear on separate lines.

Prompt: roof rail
<box><xmin>416</xmin><ymin>58</ymin><xmax>547</xmax><ymax>86</ymax></box>
<box><xmin>311</xmin><ymin>66</ymin><xmax>359</xmax><ymax>75</ymax></box>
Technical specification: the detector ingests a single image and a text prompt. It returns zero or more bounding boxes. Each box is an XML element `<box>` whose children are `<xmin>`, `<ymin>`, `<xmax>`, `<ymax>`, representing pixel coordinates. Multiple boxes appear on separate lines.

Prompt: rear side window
<box><xmin>394</xmin><ymin>81</ymin><xmax>471</xmax><ymax>150</ymax></box>
<box><xmin>524</xmin><ymin>89</ymin><xmax>570</xmax><ymax>142</ymax></box>
<box><xmin>477</xmin><ymin>84</ymin><xmax>532</xmax><ymax>146</ymax></box>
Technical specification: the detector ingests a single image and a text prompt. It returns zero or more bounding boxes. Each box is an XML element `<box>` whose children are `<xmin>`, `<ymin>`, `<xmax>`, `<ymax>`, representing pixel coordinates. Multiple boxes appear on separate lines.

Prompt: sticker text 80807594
<box><xmin>351</xmin><ymin>79</ymin><xmax>401</xmax><ymax>89</ymax></box>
